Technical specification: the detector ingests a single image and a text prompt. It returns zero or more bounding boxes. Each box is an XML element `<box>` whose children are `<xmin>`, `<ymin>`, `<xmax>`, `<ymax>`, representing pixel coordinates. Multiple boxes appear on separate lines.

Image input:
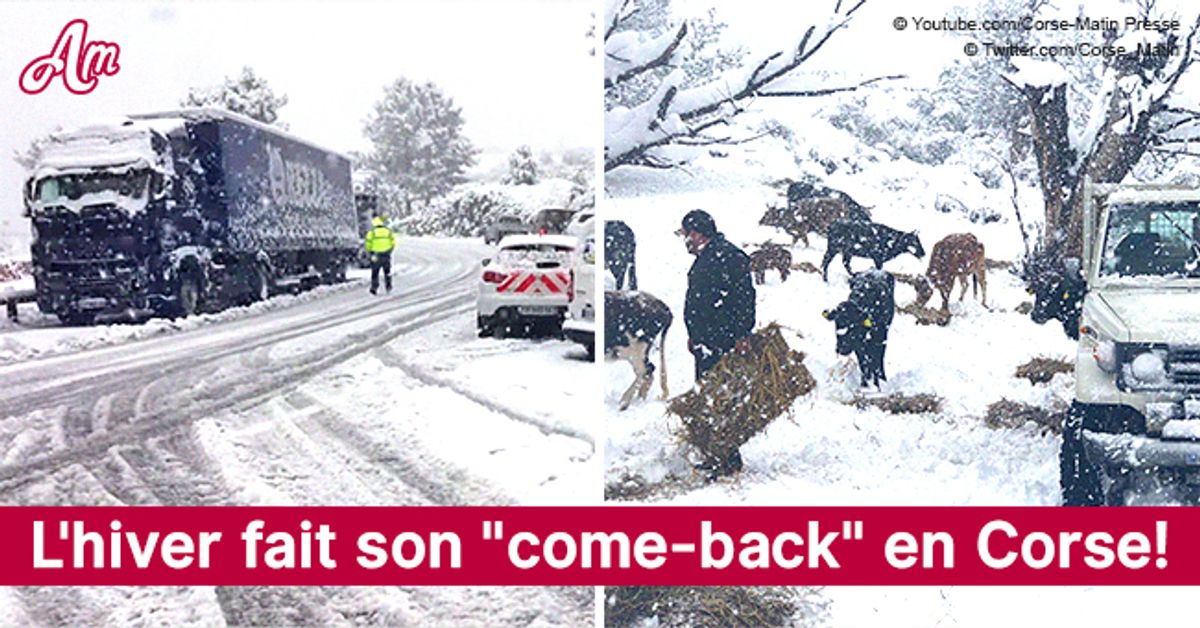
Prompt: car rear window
<box><xmin>498</xmin><ymin>243</ymin><xmax>575</xmax><ymax>267</ymax></box>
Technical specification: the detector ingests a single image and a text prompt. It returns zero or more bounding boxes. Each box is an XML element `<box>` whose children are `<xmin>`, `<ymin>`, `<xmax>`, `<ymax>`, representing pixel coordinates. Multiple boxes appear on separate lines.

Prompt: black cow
<box><xmin>1031</xmin><ymin>271</ymin><xmax>1086</xmax><ymax>340</ymax></box>
<box><xmin>824</xmin><ymin>270</ymin><xmax>896</xmax><ymax>388</ymax></box>
<box><xmin>821</xmin><ymin>219</ymin><xmax>925</xmax><ymax>281</ymax></box>
<box><xmin>606</xmin><ymin>291</ymin><xmax>672</xmax><ymax>410</ymax></box>
<box><xmin>605</xmin><ymin>221</ymin><xmax>637</xmax><ymax>290</ymax></box>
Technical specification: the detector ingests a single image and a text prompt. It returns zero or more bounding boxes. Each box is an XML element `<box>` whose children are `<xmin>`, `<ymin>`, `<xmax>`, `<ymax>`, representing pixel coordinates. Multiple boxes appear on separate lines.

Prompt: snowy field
<box><xmin>0</xmin><ymin>237</ymin><xmax>594</xmax><ymax>624</ymax></box>
<box><xmin>603</xmin><ymin>108</ymin><xmax>1200</xmax><ymax>625</ymax></box>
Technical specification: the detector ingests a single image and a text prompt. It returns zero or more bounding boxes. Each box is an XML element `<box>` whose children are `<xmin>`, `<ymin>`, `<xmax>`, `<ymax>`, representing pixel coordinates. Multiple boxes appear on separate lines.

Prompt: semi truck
<box><xmin>1063</xmin><ymin>179</ymin><xmax>1200</xmax><ymax>505</ymax></box>
<box><xmin>24</xmin><ymin>108</ymin><xmax>359</xmax><ymax>324</ymax></box>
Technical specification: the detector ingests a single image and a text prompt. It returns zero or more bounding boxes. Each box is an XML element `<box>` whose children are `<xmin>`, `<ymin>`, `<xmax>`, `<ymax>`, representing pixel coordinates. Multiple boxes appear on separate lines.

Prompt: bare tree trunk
<box><xmin>1018</xmin><ymin>82</ymin><xmax>1075</xmax><ymax>253</ymax></box>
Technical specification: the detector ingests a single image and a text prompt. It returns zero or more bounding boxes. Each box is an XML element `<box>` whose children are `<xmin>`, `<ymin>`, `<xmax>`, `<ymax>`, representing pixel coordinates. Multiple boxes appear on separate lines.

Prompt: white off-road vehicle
<box><xmin>562</xmin><ymin>233</ymin><xmax>596</xmax><ymax>359</ymax></box>
<box><xmin>1064</xmin><ymin>180</ymin><xmax>1200</xmax><ymax>505</ymax></box>
<box><xmin>477</xmin><ymin>234</ymin><xmax>576</xmax><ymax>339</ymax></box>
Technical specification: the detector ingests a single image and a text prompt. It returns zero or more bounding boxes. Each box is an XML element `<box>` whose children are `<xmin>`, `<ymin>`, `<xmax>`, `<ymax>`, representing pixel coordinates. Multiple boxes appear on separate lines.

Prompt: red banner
<box><xmin>0</xmin><ymin>506</ymin><xmax>1192</xmax><ymax>585</ymax></box>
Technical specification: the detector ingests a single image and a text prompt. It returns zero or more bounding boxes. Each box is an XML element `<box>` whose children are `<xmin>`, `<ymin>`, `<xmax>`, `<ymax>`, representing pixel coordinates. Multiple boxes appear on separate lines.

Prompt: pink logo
<box><xmin>19</xmin><ymin>19</ymin><xmax>121</xmax><ymax>95</ymax></box>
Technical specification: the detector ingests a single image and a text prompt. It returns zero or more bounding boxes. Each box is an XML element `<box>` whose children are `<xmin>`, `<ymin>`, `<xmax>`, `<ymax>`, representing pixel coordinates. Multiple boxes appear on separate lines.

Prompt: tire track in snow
<box><xmin>282</xmin><ymin>390</ymin><xmax>515</xmax><ymax>506</ymax></box>
<box><xmin>0</xmin><ymin>295</ymin><xmax>472</xmax><ymax>495</ymax></box>
<box><xmin>0</xmin><ymin>265</ymin><xmax>474</xmax><ymax>417</ymax></box>
<box><xmin>372</xmin><ymin>344</ymin><xmax>595</xmax><ymax>449</ymax></box>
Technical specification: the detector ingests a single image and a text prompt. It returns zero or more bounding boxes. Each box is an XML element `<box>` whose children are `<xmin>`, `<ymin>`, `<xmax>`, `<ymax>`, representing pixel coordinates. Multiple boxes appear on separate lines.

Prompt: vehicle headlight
<box><xmin>1129</xmin><ymin>351</ymin><xmax>1166</xmax><ymax>385</ymax></box>
<box><xmin>1092</xmin><ymin>340</ymin><xmax>1118</xmax><ymax>372</ymax></box>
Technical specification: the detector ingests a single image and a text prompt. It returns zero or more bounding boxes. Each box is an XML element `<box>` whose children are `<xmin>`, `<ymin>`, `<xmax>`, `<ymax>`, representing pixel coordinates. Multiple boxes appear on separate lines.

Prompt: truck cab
<box><xmin>1066</xmin><ymin>181</ymin><xmax>1200</xmax><ymax>505</ymax></box>
<box><xmin>25</xmin><ymin>109</ymin><xmax>357</xmax><ymax>325</ymax></box>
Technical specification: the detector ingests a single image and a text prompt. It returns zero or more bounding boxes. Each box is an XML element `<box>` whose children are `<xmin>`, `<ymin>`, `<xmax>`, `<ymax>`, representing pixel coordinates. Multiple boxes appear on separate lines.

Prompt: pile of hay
<box><xmin>791</xmin><ymin>261</ymin><xmax>821</xmax><ymax>274</ymax></box>
<box><xmin>985</xmin><ymin>399</ymin><xmax>1064</xmax><ymax>433</ymax></box>
<box><xmin>850</xmin><ymin>392</ymin><xmax>943</xmax><ymax>415</ymax></box>
<box><xmin>893</xmin><ymin>272</ymin><xmax>934</xmax><ymax>308</ymax></box>
<box><xmin>1015</xmin><ymin>356</ymin><xmax>1073</xmax><ymax>384</ymax></box>
<box><xmin>605</xmin><ymin>474</ymin><xmax>651</xmax><ymax>502</ymax></box>
<box><xmin>606</xmin><ymin>586</ymin><xmax>815</xmax><ymax>627</ymax></box>
<box><xmin>668</xmin><ymin>324</ymin><xmax>815</xmax><ymax>471</ymax></box>
<box><xmin>897</xmin><ymin>302</ymin><xmax>951</xmax><ymax>326</ymax></box>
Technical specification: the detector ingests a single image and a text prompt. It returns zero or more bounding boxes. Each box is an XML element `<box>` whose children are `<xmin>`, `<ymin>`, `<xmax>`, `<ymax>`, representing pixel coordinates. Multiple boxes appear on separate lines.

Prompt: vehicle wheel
<box><xmin>586</xmin><ymin>342</ymin><xmax>596</xmax><ymax>361</ymax></box>
<box><xmin>493</xmin><ymin>322</ymin><xmax>509</xmax><ymax>339</ymax></box>
<box><xmin>176</xmin><ymin>273</ymin><xmax>201</xmax><ymax>318</ymax></box>
<box><xmin>477</xmin><ymin>315</ymin><xmax>492</xmax><ymax>338</ymax></box>
<box><xmin>60</xmin><ymin>310</ymin><xmax>94</xmax><ymax>326</ymax></box>
<box><xmin>1060</xmin><ymin>402</ymin><xmax>1105</xmax><ymax>506</ymax></box>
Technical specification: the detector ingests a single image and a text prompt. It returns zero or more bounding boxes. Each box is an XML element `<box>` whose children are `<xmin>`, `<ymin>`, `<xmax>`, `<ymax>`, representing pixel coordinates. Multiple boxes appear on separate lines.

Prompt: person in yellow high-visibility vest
<box><xmin>364</xmin><ymin>216</ymin><xmax>396</xmax><ymax>294</ymax></box>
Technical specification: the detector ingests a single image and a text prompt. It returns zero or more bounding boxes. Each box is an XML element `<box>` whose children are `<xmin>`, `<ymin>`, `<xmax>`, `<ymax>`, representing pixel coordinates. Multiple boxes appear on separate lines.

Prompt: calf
<box><xmin>824</xmin><ymin>270</ymin><xmax>895</xmax><ymax>388</ymax></box>
<box><xmin>927</xmin><ymin>233</ymin><xmax>987</xmax><ymax>312</ymax></box>
<box><xmin>749</xmin><ymin>244</ymin><xmax>792</xmax><ymax>285</ymax></box>
<box><xmin>606</xmin><ymin>291</ymin><xmax>672</xmax><ymax>410</ymax></box>
<box><xmin>821</xmin><ymin>219</ymin><xmax>925</xmax><ymax>282</ymax></box>
<box><xmin>1030</xmin><ymin>271</ymin><xmax>1086</xmax><ymax>340</ymax></box>
<box><xmin>759</xmin><ymin>197</ymin><xmax>870</xmax><ymax>247</ymax></box>
<box><xmin>605</xmin><ymin>221</ymin><xmax>637</xmax><ymax>290</ymax></box>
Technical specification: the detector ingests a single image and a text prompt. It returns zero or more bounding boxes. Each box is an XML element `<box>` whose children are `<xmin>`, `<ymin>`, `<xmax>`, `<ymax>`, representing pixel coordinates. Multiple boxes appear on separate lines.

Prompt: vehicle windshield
<box><xmin>35</xmin><ymin>170</ymin><xmax>151</xmax><ymax>205</ymax></box>
<box><xmin>497</xmin><ymin>243</ymin><xmax>574</xmax><ymax>267</ymax></box>
<box><xmin>1100</xmin><ymin>201</ymin><xmax>1200</xmax><ymax>278</ymax></box>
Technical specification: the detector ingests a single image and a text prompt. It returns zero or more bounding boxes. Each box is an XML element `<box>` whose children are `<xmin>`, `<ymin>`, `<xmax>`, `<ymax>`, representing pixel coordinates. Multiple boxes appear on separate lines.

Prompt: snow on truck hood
<box><xmin>1096</xmin><ymin>290</ymin><xmax>1200</xmax><ymax>343</ymax></box>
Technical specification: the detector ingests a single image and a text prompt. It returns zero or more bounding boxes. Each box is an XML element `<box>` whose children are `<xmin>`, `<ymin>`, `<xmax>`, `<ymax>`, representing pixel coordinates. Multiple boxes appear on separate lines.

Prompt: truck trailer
<box><xmin>24</xmin><ymin>108</ymin><xmax>359</xmax><ymax>324</ymax></box>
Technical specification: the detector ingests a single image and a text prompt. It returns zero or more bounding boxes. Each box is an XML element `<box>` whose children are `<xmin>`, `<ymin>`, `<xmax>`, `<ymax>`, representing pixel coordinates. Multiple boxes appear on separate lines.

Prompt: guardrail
<box><xmin>0</xmin><ymin>288</ymin><xmax>35</xmax><ymax>322</ymax></box>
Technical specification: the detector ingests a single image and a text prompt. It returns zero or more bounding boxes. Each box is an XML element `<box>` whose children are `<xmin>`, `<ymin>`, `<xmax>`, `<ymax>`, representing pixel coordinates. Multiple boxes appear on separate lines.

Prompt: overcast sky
<box><xmin>0</xmin><ymin>0</ymin><xmax>596</xmax><ymax>246</ymax></box>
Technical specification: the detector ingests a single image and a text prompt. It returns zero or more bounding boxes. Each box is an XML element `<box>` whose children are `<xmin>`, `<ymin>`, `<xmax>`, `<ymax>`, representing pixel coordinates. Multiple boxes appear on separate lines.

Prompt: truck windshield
<box><xmin>36</xmin><ymin>171</ymin><xmax>150</xmax><ymax>205</ymax></box>
<box><xmin>1101</xmin><ymin>201</ymin><xmax>1200</xmax><ymax>278</ymax></box>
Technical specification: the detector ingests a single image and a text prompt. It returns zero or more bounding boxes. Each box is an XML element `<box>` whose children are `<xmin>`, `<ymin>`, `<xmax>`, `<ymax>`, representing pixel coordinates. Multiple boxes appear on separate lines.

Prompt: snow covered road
<box><xmin>0</xmin><ymin>237</ymin><xmax>594</xmax><ymax>625</ymax></box>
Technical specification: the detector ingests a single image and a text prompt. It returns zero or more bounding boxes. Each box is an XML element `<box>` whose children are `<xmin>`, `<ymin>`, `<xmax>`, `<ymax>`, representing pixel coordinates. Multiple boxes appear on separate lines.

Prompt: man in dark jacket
<box><xmin>679</xmin><ymin>209</ymin><xmax>757</xmax><ymax>380</ymax></box>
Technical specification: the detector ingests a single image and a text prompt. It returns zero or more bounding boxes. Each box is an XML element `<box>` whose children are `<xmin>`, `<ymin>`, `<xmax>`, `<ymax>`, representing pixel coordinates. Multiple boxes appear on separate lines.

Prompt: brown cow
<box><xmin>927</xmin><ymin>233</ymin><xmax>987</xmax><ymax>313</ymax></box>
<box><xmin>749</xmin><ymin>244</ymin><xmax>792</xmax><ymax>284</ymax></box>
<box><xmin>759</xmin><ymin>197</ymin><xmax>870</xmax><ymax>247</ymax></box>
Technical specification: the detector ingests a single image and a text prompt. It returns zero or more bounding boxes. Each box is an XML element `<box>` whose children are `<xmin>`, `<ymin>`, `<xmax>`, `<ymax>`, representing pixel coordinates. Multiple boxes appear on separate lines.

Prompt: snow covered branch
<box><xmin>758</xmin><ymin>74</ymin><xmax>906</xmax><ymax>98</ymax></box>
<box><xmin>605</xmin><ymin>0</ymin><xmax>882</xmax><ymax>171</ymax></box>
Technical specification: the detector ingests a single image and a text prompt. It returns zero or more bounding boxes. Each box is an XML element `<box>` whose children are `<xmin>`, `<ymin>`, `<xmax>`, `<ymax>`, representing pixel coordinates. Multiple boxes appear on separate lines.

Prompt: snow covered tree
<box><xmin>12</xmin><ymin>131</ymin><xmax>56</xmax><ymax>172</ymax></box>
<box><xmin>1003</xmin><ymin>5</ymin><xmax>1200</xmax><ymax>258</ymax></box>
<box><xmin>605</xmin><ymin>0</ymin><xmax>746</xmax><ymax>111</ymax></box>
<box><xmin>604</xmin><ymin>0</ymin><xmax>896</xmax><ymax>171</ymax></box>
<box><xmin>505</xmin><ymin>145</ymin><xmax>540</xmax><ymax>185</ymax></box>
<box><xmin>181</xmin><ymin>66</ymin><xmax>289</xmax><ymax>125</ymax></box>
<box><xmin>362</xmin><ymin>78</ymin><xmax>478</xmax><ymax>213</ymax></box>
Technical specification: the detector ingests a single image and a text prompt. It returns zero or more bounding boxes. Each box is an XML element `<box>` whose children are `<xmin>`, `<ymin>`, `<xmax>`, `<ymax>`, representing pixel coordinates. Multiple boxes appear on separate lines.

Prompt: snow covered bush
<box><xmin>405</xmin><ymin>185</ymin><xmax>521</xmax><ymax>237</ymax></box>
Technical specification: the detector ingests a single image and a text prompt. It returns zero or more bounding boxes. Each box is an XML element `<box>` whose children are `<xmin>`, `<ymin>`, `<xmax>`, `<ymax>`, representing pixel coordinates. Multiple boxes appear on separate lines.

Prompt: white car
<box><xmin>477</xmin><ymin>234</ymin><xmax>577</xmax><ymax>338</ymax></box>
<box><xmin>564</xmin><ymin>209</ymin><xmax>594</xmax><ymax>241</ymax></box>
<box><xmin>562</xmin><ymin>234</ymin><xmax>596</xmax><ymax>358</ymax></box>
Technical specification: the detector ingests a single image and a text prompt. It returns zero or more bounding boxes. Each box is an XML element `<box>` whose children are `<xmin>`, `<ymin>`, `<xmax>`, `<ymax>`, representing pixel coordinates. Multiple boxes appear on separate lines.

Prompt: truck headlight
<box><xmin>1092</xmin><ymin>340</ymin><xmax>1118</xmax><ymax>372</ymax></box>
<box><xmin>1129</xmin><ymin>351</ymin><xmax>1166</xmax><ymax>385</ymax></box>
